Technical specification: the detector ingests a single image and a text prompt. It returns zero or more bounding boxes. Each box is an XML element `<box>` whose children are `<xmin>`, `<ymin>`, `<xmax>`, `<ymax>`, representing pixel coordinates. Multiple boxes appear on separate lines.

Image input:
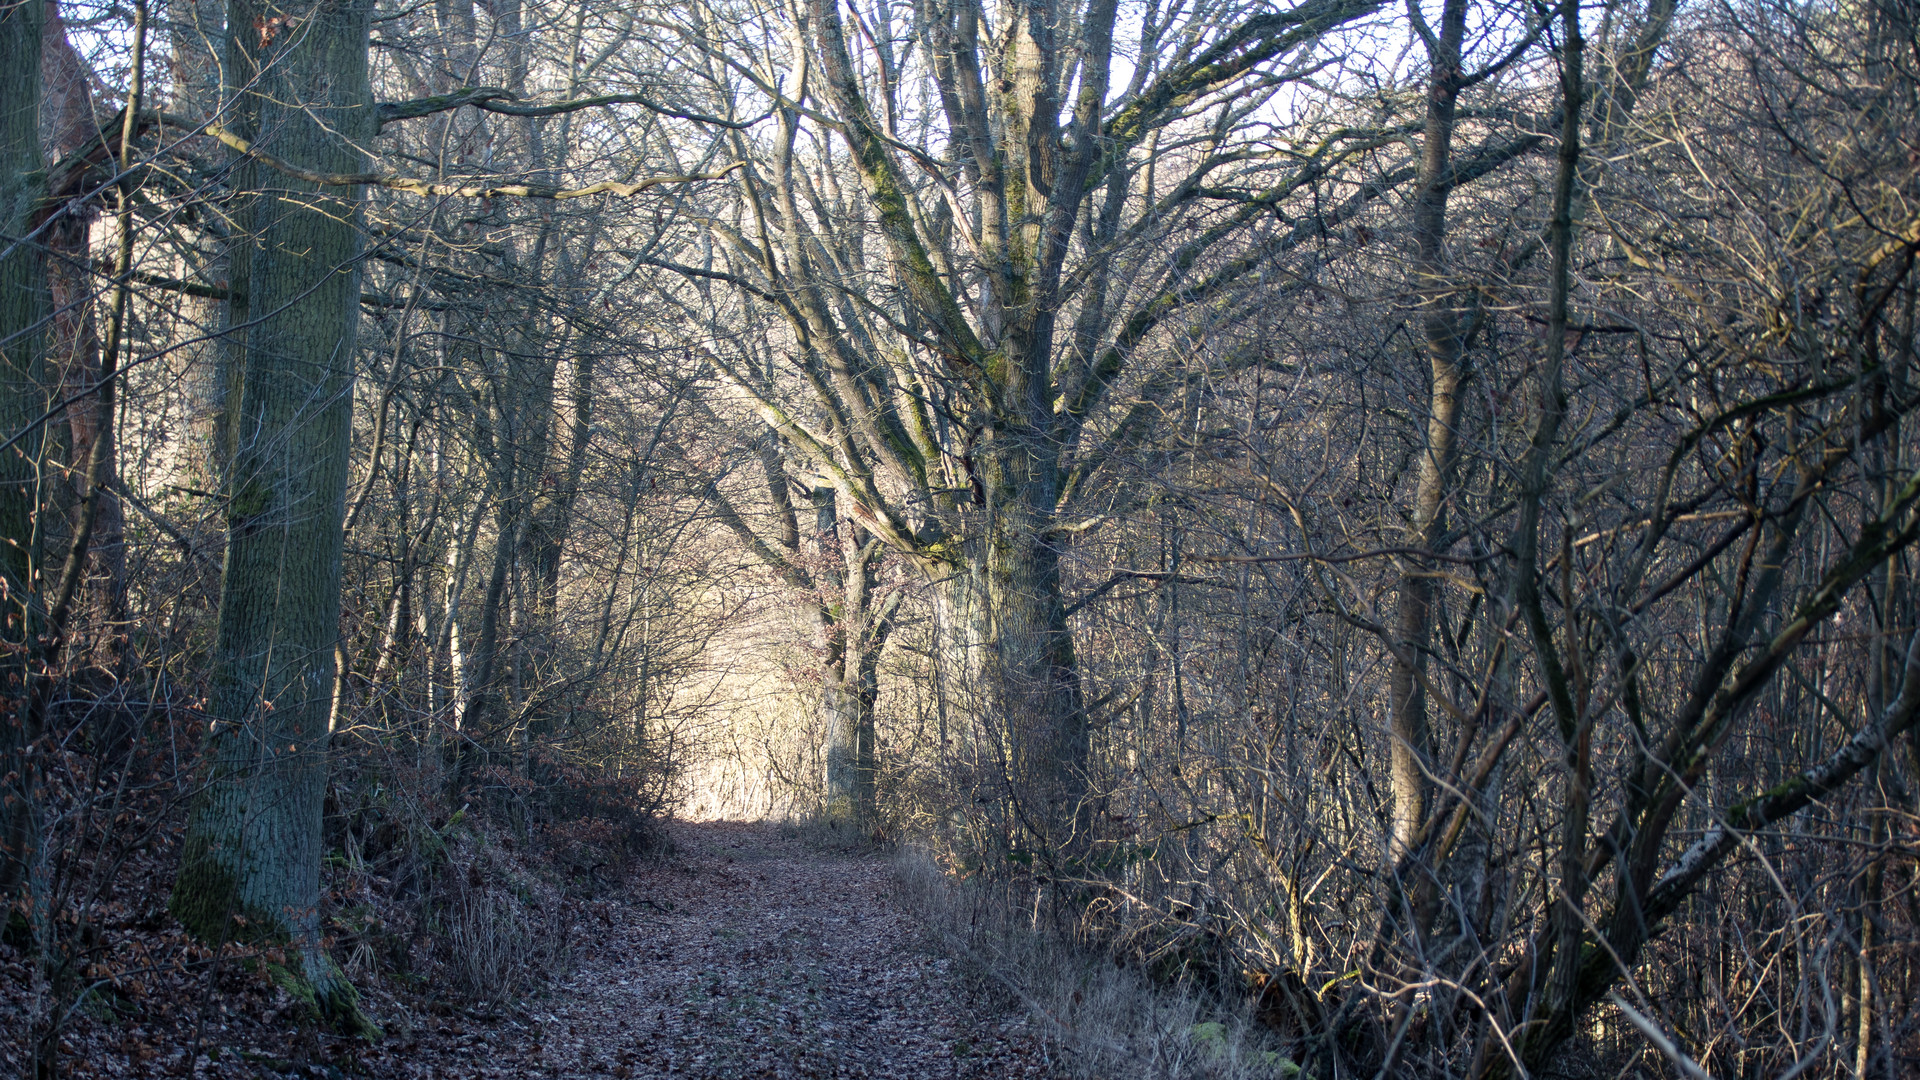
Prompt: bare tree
<box><xmin>648</xmin><ymin>0</ymin><xmax>1390</xmax><ymax>848</ymax></box>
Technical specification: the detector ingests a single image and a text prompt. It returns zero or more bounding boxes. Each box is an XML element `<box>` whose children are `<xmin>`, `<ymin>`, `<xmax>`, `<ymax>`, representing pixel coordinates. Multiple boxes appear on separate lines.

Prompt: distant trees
<box><xmin>699</xmin><ymin>430</ymin><xmax>902</xmax><ymax>822</ymax></box>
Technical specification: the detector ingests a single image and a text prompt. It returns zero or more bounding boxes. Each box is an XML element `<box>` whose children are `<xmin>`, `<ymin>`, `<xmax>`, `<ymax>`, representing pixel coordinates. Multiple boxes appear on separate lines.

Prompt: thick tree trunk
<box><xmin>975</xmin><ymin>408</ymin><xmax>1089</xmax><ymax>838</ymax></box>
<box><xmin>982</xmin><ymin>504</ymin><xmax>1087</xmax><ymax>827</ymax></box>
<box><xmin>926</xmin><ymin>489</ymin><xmax>1087</xmax><ymax>845</ymax></box>
<box><xmin>0</xmin><ymin>0</ymin><xmax>49</xmax><ymax>908</ymax></box>
<box><xmin>820</xmin><ymin>671</ymin><xmax>864</xmax><ymax>819</ymax></box>
<box><xmin>170</xmin><ymin>0</ymin><xmax>376</xmax><ymax>1033</ymax></box>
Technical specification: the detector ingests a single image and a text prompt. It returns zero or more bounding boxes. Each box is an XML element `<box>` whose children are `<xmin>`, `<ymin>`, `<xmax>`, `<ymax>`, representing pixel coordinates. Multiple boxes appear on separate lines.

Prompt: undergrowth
<box><xmin>891</xmin><ymin>850</ymin><xmax>1307</xmax><ymax>1080</ymax></box>
<box><xmin>0</xmin><ymin>686</ymin><xmax>671</xmax><ymax>1079</ymax></box>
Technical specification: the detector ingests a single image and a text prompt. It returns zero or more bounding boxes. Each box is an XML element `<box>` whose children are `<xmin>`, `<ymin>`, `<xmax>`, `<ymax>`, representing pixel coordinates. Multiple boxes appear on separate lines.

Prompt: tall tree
<box><xmin>169</xmin><ymin>0</ymin><xmax>378</xmax><ymax>1028</ymax></box>
<box><xmin>661</xmin><ymin>0</ymin><xmax>1386</xmax><ymax>845</ymax></box>
<box><xmin>0</xmin><ymin>0</ymin><xmax>48</xmax><ymax>907</ymax></box>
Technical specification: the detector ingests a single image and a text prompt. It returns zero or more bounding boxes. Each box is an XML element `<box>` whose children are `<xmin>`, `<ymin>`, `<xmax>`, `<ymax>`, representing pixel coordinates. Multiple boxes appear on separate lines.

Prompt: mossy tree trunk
<box><xmin>170</xmin><ymin>0</ymin><xmax>377</xmax><ymax>1033</ymax></box>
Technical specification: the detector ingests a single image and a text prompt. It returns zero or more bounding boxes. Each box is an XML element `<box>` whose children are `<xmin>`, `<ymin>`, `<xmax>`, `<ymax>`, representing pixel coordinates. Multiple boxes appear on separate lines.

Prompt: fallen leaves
<box><xmin>2</xmin><ymin>820</ymin><xmax>1058</xmax><ymax>1079</ymax></box>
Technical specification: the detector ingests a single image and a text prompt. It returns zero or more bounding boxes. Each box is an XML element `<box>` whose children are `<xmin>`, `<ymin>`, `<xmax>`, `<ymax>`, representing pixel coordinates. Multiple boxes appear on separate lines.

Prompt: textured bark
<box><xmin>822</xmin><ymin>525</ymin><xmax>897</xmax><ymax>824</ymax></box>
<box><xmin>979</xmin><ymin>486</ymin><xmax>1087</xmax><ymax>822</ymax></box>
<box><xmin>0</xmin><ymin>0</ymin><xmax>48</xmax><ymax>906</ymax></box>
<box><xmin>170</xmin><ymin>0</ymin><xmax>376</xmax><ymax>1033</ymax></box>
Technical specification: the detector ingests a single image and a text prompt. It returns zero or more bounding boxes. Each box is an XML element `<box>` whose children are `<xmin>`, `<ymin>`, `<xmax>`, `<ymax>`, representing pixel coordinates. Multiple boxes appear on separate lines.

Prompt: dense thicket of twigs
<box><xmin>3</xmin><ymin>0</ymin><xmax>1919</xmax><ymax>1076</ymax></box>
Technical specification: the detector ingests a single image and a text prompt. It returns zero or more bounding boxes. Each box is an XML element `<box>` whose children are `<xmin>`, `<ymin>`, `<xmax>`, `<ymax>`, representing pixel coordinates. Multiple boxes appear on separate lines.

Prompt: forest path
<box><xmin>388</xmin><ymin>820</ymin><xmax>1056</xmax><ymax>1079</ymax></box>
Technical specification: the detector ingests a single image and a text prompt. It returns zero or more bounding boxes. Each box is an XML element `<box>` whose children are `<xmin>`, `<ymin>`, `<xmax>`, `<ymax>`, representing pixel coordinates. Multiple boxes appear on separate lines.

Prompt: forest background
<box><xmin>3</xmin><ymin>0</ymin><xmax>1920</xmax><ymax>1075</ymax></box>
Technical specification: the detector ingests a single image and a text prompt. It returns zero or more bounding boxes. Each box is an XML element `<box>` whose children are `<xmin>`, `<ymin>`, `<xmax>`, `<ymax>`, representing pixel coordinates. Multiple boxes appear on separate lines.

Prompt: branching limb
<box><xmin>205</xmin><ymin>121</ymin><xmax>744</xmax><ymax>199</ymax></box>
<box><xmin>376</xmin><ymin>87</ymin><xmax>765</xmax><ymax>130</ymax></box>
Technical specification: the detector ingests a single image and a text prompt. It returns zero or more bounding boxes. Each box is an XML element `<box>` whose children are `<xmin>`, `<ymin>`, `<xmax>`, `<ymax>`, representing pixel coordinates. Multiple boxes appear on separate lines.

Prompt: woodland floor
<box><xmin>363</xmin><ymin>820</ymin><xmax>1055</xmax><ymax>1079</ymax></box>
<box><xmin>5</xmin><ymin>821</ymin><xmax>1059</xmax><ymax>1080</ymax></box>
<box><xmin>360</xmin><ymin>820</ymin><xmax>1056</xmax><ymax>1079</ymax></box>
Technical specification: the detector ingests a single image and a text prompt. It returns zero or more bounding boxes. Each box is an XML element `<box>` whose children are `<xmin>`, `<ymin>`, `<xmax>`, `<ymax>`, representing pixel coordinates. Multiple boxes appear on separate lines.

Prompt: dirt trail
<box><xmin>376</xmin><ymin>821</ymin><xmax>1056</xmax><ymax>1079</ymax></box>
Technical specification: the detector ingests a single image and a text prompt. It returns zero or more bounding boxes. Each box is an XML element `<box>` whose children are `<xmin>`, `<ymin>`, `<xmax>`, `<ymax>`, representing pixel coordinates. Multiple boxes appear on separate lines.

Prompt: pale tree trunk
<box><xmin>170</xmin><ymin>0</ymin><xmax>377</xmax><ymax>1033</ymax></box>
<box><xmin>701</xmin><ymin>445</ymin><xmax>899</xmax><ymax>823</ymax></box>
<box><xmin>0</xmin><ymin>0</ymin><xmax>49</xmax><ymax>907</ymax></box>
<box><xmin>40</xmin><ymin>0</ymin><xmax>101</xmax><ymax>519</ymax></box>
<box><xmin>929</xmin><ymin>565</ymin><xmax>990</xmax><ymax>751</ymax></box>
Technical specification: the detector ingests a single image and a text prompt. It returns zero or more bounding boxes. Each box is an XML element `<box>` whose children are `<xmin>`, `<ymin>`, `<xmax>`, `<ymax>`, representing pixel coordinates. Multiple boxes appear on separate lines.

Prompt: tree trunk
<box><xmin>821</xmin><ymin>671</ymin><xmax>863</xmax><ymax>820</ymax></box>
<box><xmin>0</xmin><ymin>0</ymin><xmax>48</xmax><ymax>908</ymax></box>
<box><xmin>42</xmin><ymin>0</ymin><xmax>130</xmax><ymax>670</ymax></box>
<box><xmin>170</xmin><ymin>0</ymin><xmax>377</xmax><ymax>1033</ymax></box>
<box><xmin>1389</xmin><ymin>0</ymin><xmax>1473</xmax><ymax>865</ymax></box>
<box><xmin>926</xmin><ymin>500</ymin><xmax>1086</xmax><ymax>847</ymax></box>
<box><xmin>822</xmin><ymin>526</ymin><xmax>896</xmax><ymax>825</ymax></box>
<box><xmin>980</xmin><ymin>492</ymin><xmax>1088</xmax><ymax>833</ymax></box>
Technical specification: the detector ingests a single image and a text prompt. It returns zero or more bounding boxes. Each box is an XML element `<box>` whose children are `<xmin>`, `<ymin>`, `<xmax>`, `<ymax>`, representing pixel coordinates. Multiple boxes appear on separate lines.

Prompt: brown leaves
<box><xmin>3</xmin><ymin>815</ymin><xmax>1051</xmax><ymax>1079</ymax></box>
<box><xmin>494</xmin><ymin>820</ymin><xmax>1054</xmax><ymax>1079</ymax></box>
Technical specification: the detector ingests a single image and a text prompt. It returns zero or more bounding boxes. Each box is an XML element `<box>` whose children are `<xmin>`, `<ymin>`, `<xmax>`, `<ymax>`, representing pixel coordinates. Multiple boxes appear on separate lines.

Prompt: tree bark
<box><xmin>165</xmin><ymin>0</ymin><xmax>235</xmax><ymax>476</ymax></box>
<box><xmin>822</xmin><ymin>524</ymin><xmax>895</xmax><ymax>825</ymax></box>
<box><xmin>40</xmin><ymin>0</ymin><xmax>134</xmax><ymax>672</ymax></box>
<box><xmin>978</xmin><ymin>482</ymin><xmax>1088</xmax><ymax>829</ymax></box>
<box><xmin>170</xmin><ymin>0</ymin><xmax>377</xmax><ymax>1033</ymax></box>
<box><xmin>0</xmin><ymin>0</ymin><xmax>49</xmax><ymax>908</ymax></box>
